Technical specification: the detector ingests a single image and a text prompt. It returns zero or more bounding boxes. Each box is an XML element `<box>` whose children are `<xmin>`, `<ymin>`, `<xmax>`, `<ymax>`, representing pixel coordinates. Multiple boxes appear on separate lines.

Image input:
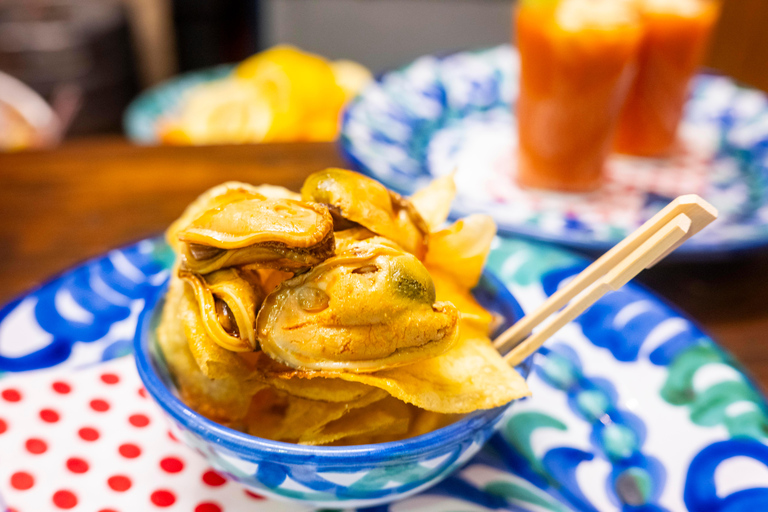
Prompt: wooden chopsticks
<box><xmin>495</xmin><ymin>194</ymin><xmax>718</xmax><ymax>367</ymax></box>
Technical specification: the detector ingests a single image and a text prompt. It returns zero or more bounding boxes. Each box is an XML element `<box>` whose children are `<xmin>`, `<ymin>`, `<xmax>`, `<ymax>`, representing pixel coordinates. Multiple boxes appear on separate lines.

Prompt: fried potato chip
<box><xmin>158</xmin><ymin>79</ymin><xmax>274</xmax><ymax>145</ymax></box>
<box><xmin>406</xmin><ymin>407</ymin><xmax>463</xmax><ymax>438</ymax></box>
<box><xmin>330</xmin><ymin>59</ymin><xmax>373</xmax><ymax>102</ymax></box>
<box><xmin>160</xmin><ymin>46</ymin><xmax>371</xmax><ymax>145</ymax></box>
<box><xmin>302</xmin><ymin>396</ymin><xmax>412</xmax><ymax>446</ymax></box>
<box><xmin>244</xmin><ymin>385</ymin><xmax>387</xmax><ymax>442</ymax></box>
<box><xmin>240</xmin><ymin>351</ymin><xmax>381</xmax><ymax>403</ymax></box>
<box><xmin>267</xmin><ymin>373</ymin><xmax>378</xmax><ymax>403</ymax></box>
<box><xmin>327</xmin><ymin>402</ymin><xmax>440</xmax><ymax>445</ymax></box>
<box><xmin>235</xmin><ymin>387</ymin><xmax>284</xmax><ymax>434</ymax></box>
<box><xmin>410</xmin><ymin>173</ymin><xmax>457</xmax><ymax>231</ymax></box>
<box><xmin>429</xmin><ymin>267</ymin><xmax>494</xmax><ymax>333</ymax></box>
<box><xmin>157</xmin><ymin>278</ymin><xmax>261</xmax><ymax>423</ymax></box>
<box><xmin>302</xmin><ymin>115</ymin><xmax>338</xmax><ymax>142</ymax></box>
<box><xmin>425</xmin><ymin>214</ymin><xmax>497</xmax><ymax>288</ymax></box>
<box><xmin>159</xmin><ymin>125</ymin><xmax>192</xmax><ymax>145</ymax></box>
<box><xmin>267</xmin><ymin>323</ymin><xmax>530</xmax><ymax>414</ymax></box>
<box><xmin>235</xmin><ymin>45</ymin><xmax>345</xmax><ymax>141</ymax></box>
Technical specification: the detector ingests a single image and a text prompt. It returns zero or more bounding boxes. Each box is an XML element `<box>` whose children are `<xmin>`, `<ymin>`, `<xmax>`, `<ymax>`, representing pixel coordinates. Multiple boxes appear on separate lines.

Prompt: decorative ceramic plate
<box><xmin>340</xmin><ymin>45</ymin><xmax>768</xmax><ymax>257</ymax></box>
<box><xmin>1</xmin><ymin>236</ymin><xmax>766</xmax><ymax>511</ymax></box>
<box><xmin>123</xmin><ymin>65</ymin><xmax>234</xmax><ymax>145</ymax></box>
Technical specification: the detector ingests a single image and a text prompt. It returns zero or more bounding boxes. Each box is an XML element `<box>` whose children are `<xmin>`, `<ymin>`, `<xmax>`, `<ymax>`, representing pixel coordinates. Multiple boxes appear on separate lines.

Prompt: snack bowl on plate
<box><xmin>134</xmin><ymin>270</ymin><xmax>531</xmax><ymax>508</ymax></box>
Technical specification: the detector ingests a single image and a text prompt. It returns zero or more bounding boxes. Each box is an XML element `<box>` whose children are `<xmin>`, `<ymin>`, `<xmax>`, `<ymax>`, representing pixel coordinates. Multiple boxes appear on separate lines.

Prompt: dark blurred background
<box><xmin>0</xmin><ymin>0</ymin><xmax>766</xmax><ymax>138</ymax></box>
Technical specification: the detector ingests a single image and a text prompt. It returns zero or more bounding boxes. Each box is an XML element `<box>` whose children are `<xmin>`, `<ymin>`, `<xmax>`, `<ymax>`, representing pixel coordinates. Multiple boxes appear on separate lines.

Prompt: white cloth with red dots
<box><xmin>0</xmin><ymin>356</ymin><xmax>310</xmax><ymax>512</ymax></box>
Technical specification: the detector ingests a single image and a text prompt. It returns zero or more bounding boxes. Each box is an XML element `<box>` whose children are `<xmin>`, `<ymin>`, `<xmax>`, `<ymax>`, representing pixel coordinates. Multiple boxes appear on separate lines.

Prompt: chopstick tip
<box><xmin>677</xmin><ymin>194</ymin><xmax>719</xmax><ymax>219</ymax></box>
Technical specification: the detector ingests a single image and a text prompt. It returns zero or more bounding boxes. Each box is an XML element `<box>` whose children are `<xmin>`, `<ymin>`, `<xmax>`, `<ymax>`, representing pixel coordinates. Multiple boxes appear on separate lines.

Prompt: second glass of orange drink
<box><xmin>614</xmin><ymin>0</ymin><xmax>721</xmax><ymax>157</ymax></box>
<box><xmin>516</xmin><ymin>0</ymin><xmax>642</xmax><ymax>192</ymax></box>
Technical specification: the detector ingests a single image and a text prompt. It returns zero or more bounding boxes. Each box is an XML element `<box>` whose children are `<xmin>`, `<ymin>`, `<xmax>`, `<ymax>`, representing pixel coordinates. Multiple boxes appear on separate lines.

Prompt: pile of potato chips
<box><xmin>158</xmin><ymin>46</ymin><xmax>372</xmax><ymax>145</ymax></box>
<box><xmin>157</xmin><ymin>169</ymin><xmax>530</xmax><ymax>445</ymax></box>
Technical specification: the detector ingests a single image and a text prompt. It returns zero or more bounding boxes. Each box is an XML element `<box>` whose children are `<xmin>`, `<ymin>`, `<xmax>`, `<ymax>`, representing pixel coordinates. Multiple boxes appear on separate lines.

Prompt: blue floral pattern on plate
<box><xmin>340</xmin><ymin>45</ymin><xmax>768</xmax><ymax>257</ymax></box>
<box><xmin>2</xmin><ymin>236</ymin><xmax>768</xmax><ymax>510</ymax></box>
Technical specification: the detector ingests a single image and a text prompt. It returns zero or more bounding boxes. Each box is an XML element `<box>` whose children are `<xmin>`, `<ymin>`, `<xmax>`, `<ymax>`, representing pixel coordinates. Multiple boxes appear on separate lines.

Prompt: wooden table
<box><xmin>1</xmin><ymin>137</ymin><xmax>767</xmax><ymax>388</ymax></box>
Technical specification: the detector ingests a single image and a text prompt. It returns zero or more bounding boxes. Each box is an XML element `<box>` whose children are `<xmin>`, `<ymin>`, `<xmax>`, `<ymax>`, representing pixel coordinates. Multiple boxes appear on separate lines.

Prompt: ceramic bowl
<box><xmin>134</xmin><ymin>271</ymin><xmax>531</xmax><ymax>508</ymax></box>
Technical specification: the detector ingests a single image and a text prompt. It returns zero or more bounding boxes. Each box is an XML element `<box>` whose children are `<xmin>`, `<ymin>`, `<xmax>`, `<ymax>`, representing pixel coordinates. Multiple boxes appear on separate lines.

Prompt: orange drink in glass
<box><xmin>516</xmin><ymin>0</ymin><xmax>643</xmax><ymax>192</ymax></box>
<box><xmin>614</xmin><ymin>0</ymin><xmax>721</xmax><ymax>157</ymax></box>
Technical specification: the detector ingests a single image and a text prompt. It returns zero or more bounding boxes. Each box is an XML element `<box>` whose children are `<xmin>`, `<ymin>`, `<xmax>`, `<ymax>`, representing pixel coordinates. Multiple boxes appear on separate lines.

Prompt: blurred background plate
<box><xmin>0</xmin><ymin>71</ymin><xmax>62</xmax><ymax>150</ymax></box>
<box><xmin>2</xmin><ymin>236</ymin><xmax>768</xmax><ymax>510</ymax></box>
<box><xmin>340</xmin><ymin>45</ymin><xmax>768</xmax><ymax>259</ymax></box>
<box><xmin>123</xmin><ymin>65</ymin><xmax>233</xmax><ymax>144</ymax></box>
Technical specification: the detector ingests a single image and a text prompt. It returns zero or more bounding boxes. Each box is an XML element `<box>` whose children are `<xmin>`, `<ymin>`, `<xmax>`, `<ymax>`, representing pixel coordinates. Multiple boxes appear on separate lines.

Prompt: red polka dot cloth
<box><xmin>0</xmin><ymin>357</ymin><xmax>306</xmax><ymax>512</ymax></box>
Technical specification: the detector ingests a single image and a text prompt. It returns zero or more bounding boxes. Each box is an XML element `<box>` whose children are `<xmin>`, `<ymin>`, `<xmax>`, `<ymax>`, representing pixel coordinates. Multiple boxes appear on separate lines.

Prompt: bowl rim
<box><xmin>133</xmin><ymin>270</ymin><xmax>527</xmax><ymax>465</ymax></box>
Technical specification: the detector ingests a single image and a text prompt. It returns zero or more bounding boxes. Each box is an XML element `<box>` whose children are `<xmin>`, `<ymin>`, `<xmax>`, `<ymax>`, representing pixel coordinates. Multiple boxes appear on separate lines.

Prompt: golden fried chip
<box><xmin>430</xmin><ymin>267</ymin><xmax>494</xmax><ymax>333</ymax></box>
<box><xmin>267</xmin><ymin>324</ymin><xmax>530</xmax><ymax>414</ymax></box>
<box><xmin>406</xmin><ymin>407</ymin><xmax>463</xmax><ymax>438</ymax></box>
<box><xmin>240</xmin><ymin>352</ymin><xmax>380</xmax><ymax>402</ymax></box>
<box><xmin>235</xmin><ymin>45</ymin><xmax>345</xmax><ymax>141</ymax></box>
<box><xmin>158</xmin><ymin>79</ymin><xmax>274</xmax><ymax>146</ymax></box>
<box><xmin>236</xmin><ymin>387</ymin><xmax>284</xmax><ymax>435</ymax></box>
<box><xmin>330</xmin><ymin>59</ymin><xmax>373</xmax><ymax>102</ymax></box>
<box><xmin>244</xmin><ymin>386</ymin><xmax>388</xmax><ymax>442</ymax></box>
<box><xmin>301</xmin><ymin>397</ymin><xmax>412</xmax><ymax>446</ymax></box>
<box><xmin>425</xmin><ymin>214</ymin><xmax>497</xmax><ymax>288</ymax></box>
<box><xmin>157</xmin><ymin>278</ymin><xmax>261</xmax><ymax>422</ymax></box>
<box><xmin>159</xmin><ymin>125</ymin><xmax>192</xmax><ymax>145</ymax></box>
<box><xmin>410</xmin><ymin>173</ymin><xmax>457</xmax><ymax>231</ymax></box>
<box><xmin>268</xmin><ymin>374</ymin><xmax>380</xmax><ymax>403</ymax></box>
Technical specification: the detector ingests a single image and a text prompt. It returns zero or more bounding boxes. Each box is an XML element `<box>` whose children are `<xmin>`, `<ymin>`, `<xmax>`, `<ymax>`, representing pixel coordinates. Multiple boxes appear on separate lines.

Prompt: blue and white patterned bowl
<box><xmin>134</xmin><ymin>272</ymin><xmax>532</xmax><ymax>508</ymax></box>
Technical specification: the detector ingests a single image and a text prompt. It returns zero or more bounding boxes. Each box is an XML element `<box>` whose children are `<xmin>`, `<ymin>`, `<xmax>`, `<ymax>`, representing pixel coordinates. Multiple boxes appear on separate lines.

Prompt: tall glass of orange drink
<box><xmin>516</xmin><ymin>0</ymin><xmax>642</xmax><ymax>192</ymax></box>
<box><xmin>614</xmin><ymin>0</ymin><xmax>721</xmax><ymax>157</ymax></box>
